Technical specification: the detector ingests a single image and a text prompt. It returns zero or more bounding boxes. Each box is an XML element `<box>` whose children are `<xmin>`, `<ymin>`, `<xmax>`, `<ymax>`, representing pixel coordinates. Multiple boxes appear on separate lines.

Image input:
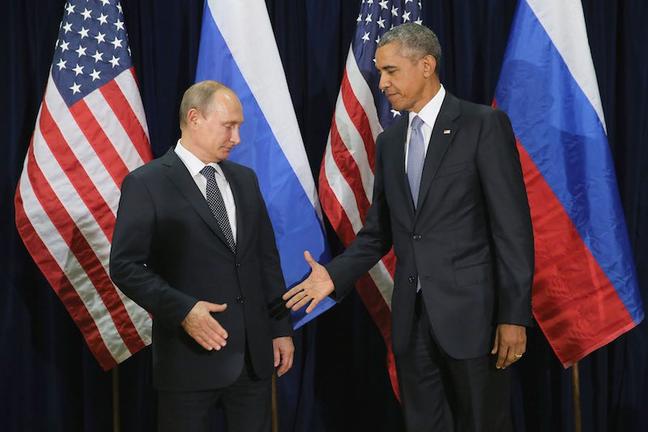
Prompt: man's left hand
<box><xmin>273</xmin><ymin>336</ymin><xmax>294</xmax><ymax>377</ymax></box>
<box><xmin>491</xmin><ymin>324</ymin><xmax>526</xmax><ymax>369</ymax></box>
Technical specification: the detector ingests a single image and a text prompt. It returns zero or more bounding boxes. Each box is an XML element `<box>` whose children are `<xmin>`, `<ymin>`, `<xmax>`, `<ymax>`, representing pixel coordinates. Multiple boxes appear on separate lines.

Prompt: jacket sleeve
<box><xmin>476</xmin><ymin>109</ymin><xmax>534</xmax><ymax>326</ymax></box>
<box><xmin>326</xmin><ymin>133</ymin><xmax>394</xmax><ymax>301</ymax></box>
<box><xmin>254</xmin><ymin>175</ymin><xmax>293</xmax><ymax>338</ymax></box>
<box><xmin>109</xmin><ymin>173</ymin><xmax>198</xmax><ymax>328</ymax></box>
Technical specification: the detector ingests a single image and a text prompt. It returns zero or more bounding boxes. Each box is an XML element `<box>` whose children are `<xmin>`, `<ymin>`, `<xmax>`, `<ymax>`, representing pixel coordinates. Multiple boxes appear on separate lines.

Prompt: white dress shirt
<box><xmin>174</xmin><ymin>140</ymin><xmax>237</xmax><ymax>241</ymax></box>
<box><xmin>404</xmin><ymin>85</ymin><xmax>446</xmax><ymax>172</ymax></box>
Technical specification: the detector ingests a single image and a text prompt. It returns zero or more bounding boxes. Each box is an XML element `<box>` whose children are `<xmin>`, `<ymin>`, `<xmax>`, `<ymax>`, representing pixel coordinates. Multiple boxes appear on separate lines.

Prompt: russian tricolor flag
<box><xmin>495</xmin><ymin>0</ymin><xmax>644</xmax><ymax>366</ymax></box>
<box><xmin>195</xmin><ymin>0</ymin><xmax>335</xmax><ymax>327</ymax></box>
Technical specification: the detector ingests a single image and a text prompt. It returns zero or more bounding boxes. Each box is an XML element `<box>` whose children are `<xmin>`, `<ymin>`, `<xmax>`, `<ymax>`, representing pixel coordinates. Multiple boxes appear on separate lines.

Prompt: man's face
<box><xmin>375</xmin><ymin>42</ymin><xmax>433</xmax><ymax>113</ymax></box>
<box><xmin>193</xmin><ymin>92</ymin><xmax>244</xmax><ymax>162</ymax></box>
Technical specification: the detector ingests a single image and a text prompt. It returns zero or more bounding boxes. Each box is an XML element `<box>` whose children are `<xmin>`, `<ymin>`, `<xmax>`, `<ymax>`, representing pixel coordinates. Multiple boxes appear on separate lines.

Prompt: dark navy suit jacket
<box><xmin>110</xmin><ymin>148</ymin><xmax>291</xmax><ymax>390</ymax></box>
<box><xmin>327</xmin><ymin>92</ymin><xmax>534</xmax><ymax>359</ymax></box>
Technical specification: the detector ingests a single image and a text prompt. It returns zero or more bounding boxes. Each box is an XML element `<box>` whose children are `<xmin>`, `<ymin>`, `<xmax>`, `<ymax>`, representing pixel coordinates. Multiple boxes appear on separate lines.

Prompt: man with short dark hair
<box><xmin>110</xmin><ymin>80</ymin><xmax>294</xmax><ymax>432</ymax></box>
<box><xmin>285</xmin><ymin>23</ymin><xmax>533</xmax><ymax>431</ymax></box>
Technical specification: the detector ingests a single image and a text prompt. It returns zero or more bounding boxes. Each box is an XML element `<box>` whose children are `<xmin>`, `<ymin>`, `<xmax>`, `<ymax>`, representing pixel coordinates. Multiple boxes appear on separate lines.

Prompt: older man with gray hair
<box><xmin>110</xmin><ymin>81</ymin><xmax>294</xmax><ymax>432</ymax></box>
<box><xmin>285</xmin><ymin>23</ymin><xmax>534</xmax><ymax>432</ymax></box>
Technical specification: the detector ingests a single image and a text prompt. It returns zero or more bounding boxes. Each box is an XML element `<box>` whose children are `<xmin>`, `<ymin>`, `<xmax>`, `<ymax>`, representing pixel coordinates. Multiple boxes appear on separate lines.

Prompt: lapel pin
<box><xmin>443</xmin><ymin>129</ymin><xmax>451</xmax><ymax>135</ymax></box>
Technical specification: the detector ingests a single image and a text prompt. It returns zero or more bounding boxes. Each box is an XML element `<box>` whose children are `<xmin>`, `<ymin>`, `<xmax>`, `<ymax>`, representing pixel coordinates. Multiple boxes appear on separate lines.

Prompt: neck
<box><xmin>179</xmin><ymin>135</ymin><xmax>221</xmax><ymax>164</ymax></box>
<box><xmin>411</xmin><ymin>80</ymin><xmax>441</xmax><ymax>113</ymax></box>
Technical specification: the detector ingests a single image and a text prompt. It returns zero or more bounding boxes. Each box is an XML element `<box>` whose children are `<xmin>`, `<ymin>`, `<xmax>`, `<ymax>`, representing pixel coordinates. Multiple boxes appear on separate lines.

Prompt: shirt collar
<box><xmin>408</xmin><ymin>84</ymin><xmax>446</xmax><ymax>129</ymax></box>
<box><xmin>175</xmin><ymin>139</ymin><xmax>224</xmax><ymax>177</ymax></box>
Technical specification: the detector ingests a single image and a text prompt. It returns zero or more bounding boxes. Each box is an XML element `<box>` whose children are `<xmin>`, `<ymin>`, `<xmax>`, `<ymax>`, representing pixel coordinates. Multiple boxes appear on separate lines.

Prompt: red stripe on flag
<box><xmin>69</xmin><ymin>100</ymin><xmax>130</xmax><ymax>186</ymax></box>
<box><xmin>329</xmin><ymin>120</ymin><xmax>371</xmax><ymax>220</ymax></box>
<box><xmin>517</xmin><ymin>141</ymin><xmax>635</xmax><ymax>366</ymax></box>
<box><xmin>318</xmin><ymin>163</ymin><xmax>357</xmax><ymax>246</ymax></box>
<box><xmin>39</xmin><ymin>103</ymin><xmax>116</xmax><ymax>239</ymax></box>
<box><xmin>14</xmin><ymin>176</ymin><xmax>117</xmax><ymax>370</ymax></box>
<box><xmin>100</xmin><ymin>77</ymin><xmax>153</xmax><ymax>163</ymax></box>
<box><xmin>25</xmin><ymin>145</ymin><xmax>146</xmax><ymax>356</ymax></box>
<box><xmin>340</xmin><ymin>71</ymin><xmax>376</xmax><ymax>172</ymax></box>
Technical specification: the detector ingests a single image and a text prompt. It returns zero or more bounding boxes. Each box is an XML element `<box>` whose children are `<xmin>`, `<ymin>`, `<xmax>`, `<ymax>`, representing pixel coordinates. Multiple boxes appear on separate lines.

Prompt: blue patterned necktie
<box><xmin>200</xmin><ymin>165</ymin><xmax>236</xmax><ymax>252</ymax></box>
<box><xmin>407</xmin><ymin>115</ymin><xmax>426</xmax><ymax>208</ymax></box>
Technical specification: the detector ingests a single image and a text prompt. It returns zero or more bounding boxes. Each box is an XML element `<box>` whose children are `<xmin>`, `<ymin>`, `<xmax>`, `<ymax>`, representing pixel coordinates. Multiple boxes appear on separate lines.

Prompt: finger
<box><xmin>194</xmin><ymin>335</ymin><xmax>213</xmax><ymax>351</ymax></box>
<box><xmin>206</xmin><ymin>302</ymin><xmax>227</xmax><ymax>313</ymax></box>
<box><xmin>305</xmin><ymin>297</ymin><xmax>322</xmax><ymax>314</ymax></box>
<box><xmin>273</xmin><ymin>346</ymin><xmax>281</xmax><ymax>368</ymax></box>
<box><xmin>491</xmin><ymin>331</ymin><xmax>499</xmax><ymax>355</ymax></box>
<box><xmin>291</xmin><ymin>295</ymin><xmax>313</xmax><ymax>312</ymax></box>
<box><xmin>199</xmin><ymin>330</ymin><xmax>224</xmax><ymax>350</ymax></box>
<box><xmin>285</xmin><ymin>290</ymin><xmax>307</xmax><ymax>309</ymax></box>
<box><xmin>504</xmin><ymin>346</ymin><xmax>518</xmax><ymax>368</ymax></box>
<box><xmin>282</xmin><ymin>285</ymin><xmax>302</xmax><ymax>301</ymax></box>
<box><xmin>285</xmin><ymin>351</ymin><xmax>294</xmax><ymax>374</ymax></box>
<box><xmin>303</xmin><ymin>250</ymin><xmax>316</xmax><ymax>267</ymax></box>
<box><xmin>496</xmin><ymin>345</ymin><xmax>509</xmax><ymax>369</ymax></box>
<box><xmin>205</xmin><ymin>316</ymin><xmax>229</xmax><ymax>340</ymax></box>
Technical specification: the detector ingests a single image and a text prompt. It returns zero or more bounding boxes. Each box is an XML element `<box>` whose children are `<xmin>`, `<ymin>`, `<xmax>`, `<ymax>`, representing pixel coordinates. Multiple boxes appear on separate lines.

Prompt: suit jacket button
<box><xmin>236</xmin><ymin>296</ymin><xmax>245</xmax><ymax>304</ymax></box>
<box><xmin>235</xmin><ymin>262</ymin><xmax>241</xmax><ymax>268</ymax></box>
<box><xmin>408</xmin><ymin>276</ymin><xmax>416</xmax><ymax>284</ymax></box>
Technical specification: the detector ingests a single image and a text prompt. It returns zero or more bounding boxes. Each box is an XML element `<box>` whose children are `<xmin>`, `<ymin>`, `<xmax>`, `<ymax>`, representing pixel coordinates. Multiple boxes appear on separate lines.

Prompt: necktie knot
<box><xmin>199</xmin><ymin>165</ymin><xmax>216</xmax><ymax>179</ymax></box>
<box><xmin>410</xmin><ymin>115</ymin><xmax>424</xmax><ymax>131</ymax></box>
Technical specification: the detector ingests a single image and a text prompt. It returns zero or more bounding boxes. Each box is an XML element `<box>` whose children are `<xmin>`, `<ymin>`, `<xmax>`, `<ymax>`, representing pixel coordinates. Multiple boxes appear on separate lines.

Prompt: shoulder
<box><xmin>453</xmin><ymin>95</ymin><xmax>510</xmax><ymax>125</ymax></box>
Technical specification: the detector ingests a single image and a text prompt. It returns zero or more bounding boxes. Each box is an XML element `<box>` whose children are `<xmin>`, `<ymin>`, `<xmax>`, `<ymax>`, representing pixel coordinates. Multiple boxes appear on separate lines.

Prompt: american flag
<box><xmin>14</xmin><ymin>0</ymin><xmax>153</xmax><ymax>370</ymax></box>
<box><xmin>319</xmin><ymin>0</ymin><xmax>422</xmax><ymax>397</ymax></box>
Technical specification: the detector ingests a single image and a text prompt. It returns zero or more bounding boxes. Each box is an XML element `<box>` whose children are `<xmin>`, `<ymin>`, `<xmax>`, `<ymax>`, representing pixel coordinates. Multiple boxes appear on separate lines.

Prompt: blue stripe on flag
<box><xmin>195</xmin><ymin>3</ymin><xmax>334</xmax><ymax>328</ymax></box>
<box><xmin>495</xmin><ymin>0</ymin><xmax>643</xmax><ymax>321</ymax></box>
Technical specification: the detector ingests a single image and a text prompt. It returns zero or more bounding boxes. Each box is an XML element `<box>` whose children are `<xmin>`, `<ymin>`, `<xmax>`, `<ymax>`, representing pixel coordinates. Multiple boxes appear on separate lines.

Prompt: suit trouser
<box><xmin>395</xmin><ymin>293</ymin><xmax>513</xmax><ymax>432</ymax></box>
<box><xmin>157</xmin><ymin>353</ymin><xmax>271</xmax><ymax>432</ymax></box>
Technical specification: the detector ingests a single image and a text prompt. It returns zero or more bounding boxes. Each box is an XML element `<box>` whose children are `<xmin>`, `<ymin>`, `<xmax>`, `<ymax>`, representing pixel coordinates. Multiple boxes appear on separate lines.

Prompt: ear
<box><xmin>186</xmin><ymin>108</ymin><xmax>200</xmax><ymax>128</ymax></box>
<box><xmin>422</xmin><ymin>54</ymin><xmax>436</xmax><ymax>78</ymax></box>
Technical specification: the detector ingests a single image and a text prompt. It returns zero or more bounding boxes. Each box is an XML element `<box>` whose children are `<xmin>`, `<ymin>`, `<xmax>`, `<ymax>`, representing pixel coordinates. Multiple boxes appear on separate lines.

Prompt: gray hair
<box><xmin>378</xmin><ymin>23</ymin><xmax>442</xmax><ymax>72</ymax></box>
<box><xmin>179</xmin><ymin>80</ymin><xmax>231</xmax><ymax>128</ymax></box>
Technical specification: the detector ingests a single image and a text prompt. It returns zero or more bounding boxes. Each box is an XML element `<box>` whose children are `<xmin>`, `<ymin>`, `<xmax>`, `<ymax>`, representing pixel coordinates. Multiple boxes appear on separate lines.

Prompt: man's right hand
<box><xmin>181</xmin><ymin>301</ymin><xmax>228</xmax><ymax>351</ymax></box>
<box><xmin>283</xmin><ymin>251</ymin><xmax>334</xmax><ymax>314</ymax></box>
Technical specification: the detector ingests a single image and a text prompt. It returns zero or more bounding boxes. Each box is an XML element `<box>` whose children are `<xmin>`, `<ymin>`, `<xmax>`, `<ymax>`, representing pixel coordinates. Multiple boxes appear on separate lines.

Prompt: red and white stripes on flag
<box><xmin>319</xmin><ymin>0</ymin><xmax>423</xmax><ymax>399</ymax></box>
<box><xmin>15</xmin><ymin>0</ymin><xmax>152</xmax><ymax>370</ymax></box>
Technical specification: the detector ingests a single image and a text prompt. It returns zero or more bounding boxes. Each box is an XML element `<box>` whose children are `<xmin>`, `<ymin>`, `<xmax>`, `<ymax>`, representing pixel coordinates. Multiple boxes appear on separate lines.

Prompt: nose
<box><xmin>378</xmin><ymin>74</ymin><xmax>389</xmax><ymax>93</ymax></box>
<box><xmin>231</xmin><ymin>126</ymin><xmax>241</xmax><ymax>145</ymax></box>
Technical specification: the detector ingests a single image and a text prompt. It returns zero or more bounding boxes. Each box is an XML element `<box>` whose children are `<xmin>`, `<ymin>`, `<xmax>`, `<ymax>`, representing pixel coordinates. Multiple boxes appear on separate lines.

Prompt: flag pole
<box><xmin>271</xmin><ymin>373</ymin><xmax>279</xmax><ymax>432</ymax></box>
<box><xmin>571</xmin><ymin>362</ymin><xmax>582</xmax><ymax>432</ymax></box>
<box><xmin>113</xmin><ymin>367</ymin><xmax>121</xmax><ymax>432</ymax></box>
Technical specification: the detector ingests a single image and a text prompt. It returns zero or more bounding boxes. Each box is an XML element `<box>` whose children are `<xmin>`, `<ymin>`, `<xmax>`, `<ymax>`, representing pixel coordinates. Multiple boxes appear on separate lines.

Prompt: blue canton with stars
<box><xmin>352</xmin><ymin>0</ymin><xmax>422</xmax><ymax>129</ymax></box>
<box><xmin>52</xmin><ymin>0</ymin><xmax>132</xmax><ymax>106</ymax></box>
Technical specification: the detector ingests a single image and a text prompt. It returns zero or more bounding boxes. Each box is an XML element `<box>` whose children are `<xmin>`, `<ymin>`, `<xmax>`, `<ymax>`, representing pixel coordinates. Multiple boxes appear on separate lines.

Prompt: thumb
<box><xmin>491</xmin><ymin>329</ymin><xmax>499</xmax><ymax>354</ymax></box>
<box><xmin>304</xmin><ymin>250</ymin><xmax>318</xmax><ymax>268</ymax></box>
<box><xmin>206</xmin><ymin>302</ymin><xmax>228</xmax><ymax>313</ymax></box>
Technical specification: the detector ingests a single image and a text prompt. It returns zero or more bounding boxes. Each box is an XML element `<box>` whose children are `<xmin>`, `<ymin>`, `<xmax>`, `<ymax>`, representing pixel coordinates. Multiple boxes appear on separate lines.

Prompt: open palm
<box><xmin>283</xmin><ymin>251</ymin><xmax>334</xmax><ymax>313</ymax></box>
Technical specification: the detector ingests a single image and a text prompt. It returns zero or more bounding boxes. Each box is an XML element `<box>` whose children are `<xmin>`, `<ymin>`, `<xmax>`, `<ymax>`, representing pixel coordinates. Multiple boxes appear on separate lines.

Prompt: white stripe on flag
<box><xmin>206</xmin><ymin>0</ymin><xmax>321</xmax><ymax>213</ymax></box>
<box><xmin>44</xmin><ymin>78</ymin><xmax>121</xmax><ymax>212</ymax></box>
<box><xmin>85</xmin><ymin>89</ymin><xmax>145</xmax><ymax>171</ymax></box>
<box><xmin>346</xmin><ymin>48</ymin><xmax>384</xmax><ymax>139</ymax></box>
<box><xmin>114</xmin><ymin>70</ymin><xmax>150</xmax><ymax>137</ymax></box>
<box><xmin>526</xmin><ymin>0</ymin><xmax>606</xmax><ymax>131</ymax></box>
<box><xmin>323</xmin><ymin>138</ymin><xmax>363</xmax><ymax>232</ymax></box>
<box><xmin>18</xmin><ymin>170</ymin><xmax>130</xmax><ymax>362</ymax></box>
<box><xmin>334</xmin><ymin>94</ymin><xmax>375</xmax><ymax>199</ymax></box>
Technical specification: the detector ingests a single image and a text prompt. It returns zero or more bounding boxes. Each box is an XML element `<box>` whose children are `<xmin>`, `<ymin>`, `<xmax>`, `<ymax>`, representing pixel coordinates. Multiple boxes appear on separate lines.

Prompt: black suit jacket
<box><xmin>327</xmin><ymin>92</ymin><xmax>534</xmax><ymax>359</ymax></box>
<box><xmin>109</xmin><ymin>148</ymin><xmax>291</xmax><ymax>391</ymax></box>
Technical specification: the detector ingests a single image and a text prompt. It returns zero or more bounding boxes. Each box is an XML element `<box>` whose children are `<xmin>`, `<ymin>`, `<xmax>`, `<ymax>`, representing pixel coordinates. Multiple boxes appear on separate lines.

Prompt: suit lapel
<box><xmin>161</xmin><ymin>149</ymin><xmax>233</xmax><ymax>253</ymax></box>
<box><xmin>415</xmin><ymin>93</ymin><xmax>460</xmax><ymax>215</ymax></box>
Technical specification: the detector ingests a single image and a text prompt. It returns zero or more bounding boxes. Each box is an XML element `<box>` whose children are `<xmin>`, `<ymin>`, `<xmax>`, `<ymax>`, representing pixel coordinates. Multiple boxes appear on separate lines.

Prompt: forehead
<box><xmin>375</xmin><ymin>42</ymin><xmax>409</xmax><ymax>67</ymax></box>
<box><xmin>209</xmin><ymin>92</ymin><xmax>244</xmax><ymax>121</ymax></box>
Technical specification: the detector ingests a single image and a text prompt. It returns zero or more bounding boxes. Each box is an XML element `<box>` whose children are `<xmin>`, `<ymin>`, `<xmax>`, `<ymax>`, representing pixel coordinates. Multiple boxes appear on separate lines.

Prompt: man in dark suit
<box><xmin>284</xmin><ymin>24</ymin><xmax>533</xmax><ymax>431</ymax></box>
<box><xmin>110</xmin><ymin>81</ymin><xmax>294</xmax><ymax>432</ymax></box>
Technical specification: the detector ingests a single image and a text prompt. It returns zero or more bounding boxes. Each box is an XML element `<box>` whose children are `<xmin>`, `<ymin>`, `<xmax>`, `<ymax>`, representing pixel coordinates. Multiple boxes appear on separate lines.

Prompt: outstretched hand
<box><xmin>283</xmin><ymin>251</ymin><xmax>334</xmax><ymax>314</ymax></box>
